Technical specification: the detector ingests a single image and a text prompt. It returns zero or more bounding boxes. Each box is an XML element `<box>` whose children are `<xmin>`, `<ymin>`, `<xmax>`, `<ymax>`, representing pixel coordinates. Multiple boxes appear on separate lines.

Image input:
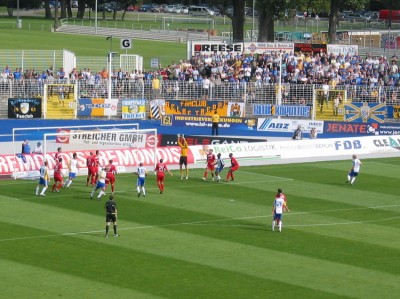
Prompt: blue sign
<box><xmin>253</xmin><ymin>104</ymin><xmax>311</xmax><ymax>117</ymax></box>
<box><xmin>344</xmin><ymin>102</ymin><xmax>385</xmax><ymax>123</ymax></box>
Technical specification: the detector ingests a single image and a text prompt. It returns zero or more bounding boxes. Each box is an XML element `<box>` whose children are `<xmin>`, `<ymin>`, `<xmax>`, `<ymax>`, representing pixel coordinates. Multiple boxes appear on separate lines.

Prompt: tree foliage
<box><xmin>256</xmin><ymin>0</ymin><xmax>286</xmax><ymax>42</ymax></box>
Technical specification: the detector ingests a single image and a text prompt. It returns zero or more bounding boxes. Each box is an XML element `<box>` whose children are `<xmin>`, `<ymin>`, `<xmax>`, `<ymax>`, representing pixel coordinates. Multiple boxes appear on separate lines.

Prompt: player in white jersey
<box><xmin>346</xmin><ymin>154</ymin><xmax>362</xmax><ymax>185</ymax></box>
<box><xmin>90</xmin><ymin>168</ymin><xmax>107</xmax><ymax>200</ymax></box>
<box><xmin>136</xmin><ymin>162</ymin><xmax>148</xmax><ymax>197</ymax></box>
<box><xmin>36</xmin><ymin>161</ymin><xmax>50</xmax><ymax>196</ymax></box>
<box><xmin>214</xmin><ymin>153</ymin><xmax>225</xmax><ymax>182</ymax></box>
<box><xmin>65</xmin><ymin>153</ymin><xmax>78</xmax><ymax>188</ymax></box>
<box><xmin>272</xmin><ymin>190</ymin><xmax>289</xmax><ymax>232</ymax></box>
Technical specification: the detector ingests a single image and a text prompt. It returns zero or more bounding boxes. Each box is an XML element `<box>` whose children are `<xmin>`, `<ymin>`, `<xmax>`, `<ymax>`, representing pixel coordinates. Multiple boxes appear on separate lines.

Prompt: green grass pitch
<box><xmin>1</xmin><ymin>157</ymin><xmax>400</xmax><ymax>298</ymax></box>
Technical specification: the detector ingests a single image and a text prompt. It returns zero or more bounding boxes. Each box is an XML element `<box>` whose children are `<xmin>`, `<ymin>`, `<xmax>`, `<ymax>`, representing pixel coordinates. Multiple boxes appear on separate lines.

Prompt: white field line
<box><xmin>0</xmin><ymin>204</ymin><xmax>399</xmax><ymax>243</ymax></box>
<box><xmin>236</xmin><ymin>170</ymin><xmax>294</xmax><ymax>181</ymax></box>
<box><xmin>0</xmin><ymin>178</ymin><xmax>293</xmax><ymax>202</ymax></box>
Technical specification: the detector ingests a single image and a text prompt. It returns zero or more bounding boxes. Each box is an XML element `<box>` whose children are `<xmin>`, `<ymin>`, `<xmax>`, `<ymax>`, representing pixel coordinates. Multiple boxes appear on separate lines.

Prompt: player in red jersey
<box><xmin>105</xmin><ymin>159</ymin><xmax>117</xmax><ymax>194</ymax></box>
<box><xmin>52</xmin><ymin>157</ymin><xmax>64</xmax><ymax>192</ymax></box>
<box><xmin>224</xmin><ymin>153</ymin><xmax>239</xmax><ymax>182</ymax></box>
<box><xmin>155</xmin><ymin>158</ymin><xmax>172</xmax><ymax>194</ymax></box>
<box><xmin>92</xmin><ymin>150</ymin><xmax>101</xmax><ymax>185</ymax></box>
<box><xmin>54</xmin><ymin>147</ymin><xmax>62</xmax><ymax>161</ymax></box>
<box><xmin>202</xmin><ymin>149</ymin><xmax>216</xmax><ymax>181</ymax></box>
<box><xmin>86</xmin><ymin>151</ymin><xmax>94</xmax><ymax>186</ymax></box>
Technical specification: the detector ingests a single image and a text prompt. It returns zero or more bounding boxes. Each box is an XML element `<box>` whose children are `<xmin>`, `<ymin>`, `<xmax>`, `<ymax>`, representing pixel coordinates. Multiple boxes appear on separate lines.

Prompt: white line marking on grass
<box><xmin>368</xmin><ymin>161</ymin><xmax>400</xmax><ymax>166</ymax></box>
<box><xmin>1</xmin><ymin>204</ymin><xmax>399</xmax><ymax>243</ymax></box>
<box><xmin>186</xmin><ymin>215</ymin><xmax>400</xmax><ymax>228</ymax></box>
<box><xmin>237</xmin><ymin>170</ymin><xmax>294</xmax><ymax>181</ymax></box>
<box><xmin>0</xmin><ymin>195</ymin><xmax>19</xmax><ymax>201</ymax></box>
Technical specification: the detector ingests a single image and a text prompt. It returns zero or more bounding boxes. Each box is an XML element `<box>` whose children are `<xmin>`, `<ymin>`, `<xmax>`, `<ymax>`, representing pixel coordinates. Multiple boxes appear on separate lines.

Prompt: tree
<box><xmin>214</xmin><ymin>0</ymin><xmax>245</xmax><ymax>42</ymax></box>
<box><xmin>256</xmin><ymin>0</ymin><xmax>286</xmax><ymax>42</ymax></box>
<box><xmin>328</xmin><ymin>0</ymin><xmax>367</xmax><ymax>43</ymax></box>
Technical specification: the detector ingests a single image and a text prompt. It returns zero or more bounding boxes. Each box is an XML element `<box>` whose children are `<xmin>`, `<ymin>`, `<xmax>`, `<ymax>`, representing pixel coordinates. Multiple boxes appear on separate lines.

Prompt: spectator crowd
<box><xmin>1</xmin><ymin>50</ymin><xmax>399</xmax><ymax>105</ymax></box>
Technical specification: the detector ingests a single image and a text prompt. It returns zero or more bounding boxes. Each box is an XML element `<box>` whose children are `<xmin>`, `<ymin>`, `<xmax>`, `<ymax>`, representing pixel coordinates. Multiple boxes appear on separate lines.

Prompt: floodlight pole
<box><xmin>277</xmin><ymin>52</ymin><xmax>284</xmax><ymax>107</ymax></box>
<box><xmin>95</xmin><ymin>0</ymin><xmax>98</xmax><ymax>34</ymax></box>
<box><xmin>107</xmin><ymin>36</ymin><xmax>114</xmax><ymax>102</ymax></box>
<box><xmin>252</xmin><ymin>0</ymin><xmax>256</xmax><ymax>42</ymax></box>
<box><xmin>16</xmin><ymin>0</ymin><xmax>20</xmax><ymax>29</ymax></box>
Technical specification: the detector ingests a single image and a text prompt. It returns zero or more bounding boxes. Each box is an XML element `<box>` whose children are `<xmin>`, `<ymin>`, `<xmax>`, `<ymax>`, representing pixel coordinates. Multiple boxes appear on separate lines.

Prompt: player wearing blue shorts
<box><xmin>214</xmin><ymin>153</ymin><xmax>225</xmax><ymax>182</ymax></box>
<box><xmin>65</xmin><ymin>153</ymin><xmax>78</xmax><ymax>188</ymax></box>
<box><xmin>272</xmin><ymin>189</ymin><xmax>289</xmax><ymax>232</ymax></box>
<box><xmin>136</xmin><ymin>162</ymin><xmax>147</xmax><ymax>197</ymax></box>
<box><xmin>90</xmin><ymin>168</ymin><xmax>107</xmax><ymax>200</ymax></box>
<box><xmin>346</xmin><ymin>154</ymin><xmax>362</xmax><ymax>185</ymax></box>
<box><xmin>36</xmin><ymin>161</ymin><xmax>50</xmax><ymax>196</ymax></box>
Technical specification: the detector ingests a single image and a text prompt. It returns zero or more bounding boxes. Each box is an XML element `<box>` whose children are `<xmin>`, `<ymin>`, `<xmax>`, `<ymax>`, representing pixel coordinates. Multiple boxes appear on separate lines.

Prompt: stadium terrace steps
<box><xmin>56</xmin><ymin>25</ymin><xmax>223</xmax><ymax>43</ymax></box>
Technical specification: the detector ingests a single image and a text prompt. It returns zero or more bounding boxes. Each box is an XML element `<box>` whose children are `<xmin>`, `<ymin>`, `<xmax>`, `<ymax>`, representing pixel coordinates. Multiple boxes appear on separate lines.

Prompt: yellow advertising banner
<box><xmin>164</xmin><ymin>100</ymin><xmax>229</xmax><ymax>116</ymax></box>
<box><xmin>394</xmin><ymin>106</ymin><xmax>400</xmax><ymax>119</ymax></box>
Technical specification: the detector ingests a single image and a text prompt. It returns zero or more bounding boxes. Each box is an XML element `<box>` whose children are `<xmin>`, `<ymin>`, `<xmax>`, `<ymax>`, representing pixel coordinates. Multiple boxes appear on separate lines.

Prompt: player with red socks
<box><xmin>86</xmin><ymin>151</ymin><xmax>94</xmax><ymax>186</ymax></box>
<box><xmin>202</xmin><ymin>149</ymin><xmax>216</xmax><ymax>181</ymax></box>
<box><xmin>105</xmin><ymin>159</ymin><xmax>117</xmax><ymax>194</ymax></box>
<box><xmin>224</xmin><ymin>153</ymin><xmax>239</xmax><ymax>182</ymax></box>
<box><xmin>155</xmin><ymin>158</ymin><xmax>172</xmax><ymax>194</ymax></box>
<box><xmin>52</xmin><ymin>157</ymin><xmax>64</xmax><ymax>192</ymax></box>
<box><xmin>92</xmin><ymin>150</ymin><xmax>101</xmax><ymax>186</ymax></box>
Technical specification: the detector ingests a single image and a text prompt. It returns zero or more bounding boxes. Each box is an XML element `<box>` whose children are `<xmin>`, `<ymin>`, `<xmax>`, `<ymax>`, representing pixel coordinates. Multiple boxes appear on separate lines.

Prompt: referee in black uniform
<box><xmin>104</xmin><ymin>195</ymin><xmax>119</xmax><ymax>237</ymax></box>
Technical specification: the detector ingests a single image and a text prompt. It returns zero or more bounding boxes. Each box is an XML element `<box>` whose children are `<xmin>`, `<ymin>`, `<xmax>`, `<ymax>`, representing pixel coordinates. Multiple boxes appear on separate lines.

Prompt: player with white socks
<box><xmin>36</xmin><ymin>161</ymin><xmax>50</xmax><ymax>196</ymax></box>
<box><xmin>65</xmin><ymin>153</ymin><xmax>78</xmax><ymax>188</ymax></box>
<box><xmin>272</xmin><ymin>189</ymin><xmax>289</xmax><ymax>232</ymax></box>
<box><xmin>214</xmin><ymin>153</ymin><xmax>225</xmax><ymax>182</ymax></box>
<box><xmin>91</xmin><ymin>168</ymin><xmax>107</xmax><ymax>200</ymax></box>
<box><xmin>136</xmin><ymin>162</ymin><xmax>148</xmax><ymax>197</ymax></box>
<box><xmin>346</xmin><ymin>154</ymin><xmax>362</xmax><ymax>185</ymax></box>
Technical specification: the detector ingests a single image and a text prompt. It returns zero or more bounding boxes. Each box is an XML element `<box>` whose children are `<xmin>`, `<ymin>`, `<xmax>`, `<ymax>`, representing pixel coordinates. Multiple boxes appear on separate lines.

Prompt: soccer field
<box><xmin>1</xmin><ymin>158</ymin><xmax>399</xmax><ymax>299</ymax></box>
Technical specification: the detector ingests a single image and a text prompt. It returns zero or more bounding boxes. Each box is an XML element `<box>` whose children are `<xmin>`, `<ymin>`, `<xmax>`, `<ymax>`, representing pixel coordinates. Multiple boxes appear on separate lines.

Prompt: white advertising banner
<box><xmin>257</xmin><ymin>118</ymin><xmax>324</xmax><ymax>134</ymax></box>
<box><xmin>327</xmin><ymin>44</ymin><xmax>359</xmax><ymax>56</ymax></box>
<box><xmin>243</xmin><ymin>42</ymin><xmax>294</xmax><ymax>54</ymax></box>
<box><xmin>190</xmin><ymin>135</ymin><xmax>400</xmax><ymax>162</ymax></box>
<box><xmin>187</xmin><ymin>41</ymin><xmax>294</xmax><ymax>57</ymax></box>
<box><xmin>56</xmin><ymin>130</ymin><xmax>149</xmax><ymax>148</ymax></box>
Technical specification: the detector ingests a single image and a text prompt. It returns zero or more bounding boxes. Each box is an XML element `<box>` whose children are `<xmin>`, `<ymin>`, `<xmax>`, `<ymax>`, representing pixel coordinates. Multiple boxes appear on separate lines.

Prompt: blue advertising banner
<box><xmin>161</xmin><ymin>115</ymin><xmax>257</xmax><ymax>131</ymax></box>
<box><xmin>344</xmin><ymin>102</ymin><xmax>385</xmax><ymax>123</ymax></box>
<box><xmin>324</xmin><ymin>122</ymin><xmax>400</xmax><ymax>136</ymax></box>
<box><xmin>324</xmin><ymin>121</ymin><xmax>379</xmax><ymax>136</ymax></box>
<box><xmin>253</xmin><ymin>104</ymin><xmax>311</xmax><ymax>117</ymax></box>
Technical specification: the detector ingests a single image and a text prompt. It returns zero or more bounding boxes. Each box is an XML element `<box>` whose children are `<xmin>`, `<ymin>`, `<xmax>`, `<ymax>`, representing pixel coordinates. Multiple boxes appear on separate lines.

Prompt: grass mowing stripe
<box><xmin>1</xmin><ymin>259</ymin><xmax>164</xmax><ymax>299</ymax></box>
<box><xmin>1</xmin><ymin>204</ymin><xmax>399</xmax><ymax>242</ymax></box>
<box><xmin>3</xmin><ymin>217</ymin><xmax>397</xmax><ymax>299</ymax></box>
<box><xmin>236</xmin><ymin>170</ymin><xmax>294</xmax><ymax>180</ymax></box>
<box><xmin>0</xmin><ymin>225</ymin><xmax>347</xmax><ymax>299</ymax></box>
<box><xmin>1</xmin><ymin>158</ymin><xmax>399</xmax><ymax>298</ymax></box>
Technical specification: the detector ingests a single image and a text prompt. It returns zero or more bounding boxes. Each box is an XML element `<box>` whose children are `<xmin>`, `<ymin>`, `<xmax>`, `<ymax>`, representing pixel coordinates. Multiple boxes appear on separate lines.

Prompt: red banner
<box><xmin>0</xmin><ymin>146</ymin><xmax>194</xmax><ymax>176</ymax></box>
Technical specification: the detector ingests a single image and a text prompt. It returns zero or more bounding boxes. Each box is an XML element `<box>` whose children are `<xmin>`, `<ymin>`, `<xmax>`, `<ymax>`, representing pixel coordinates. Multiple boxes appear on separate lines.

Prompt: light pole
<box><xmin>252</xmin><ymin>0</ymin><xmax>256</xmax><ymax>42</ymax></box>
<box><xmin>16</xmin><ymin>0</ymin><xmax>20</xmax><ymax>29</ymax></box>
<box><xmin>106</xmin><ymin>36</ymin><xmax>113</xmax><ymax>101</ymax></box>
<box><xmin>277</xmin><ymin>52</ymin><xmax>284</xmax><ymax>106</ymax></box>
<box><xmin>95</xmin><ymin>0</ymin><xmax>98</xmax><ymax>34</ymax></box>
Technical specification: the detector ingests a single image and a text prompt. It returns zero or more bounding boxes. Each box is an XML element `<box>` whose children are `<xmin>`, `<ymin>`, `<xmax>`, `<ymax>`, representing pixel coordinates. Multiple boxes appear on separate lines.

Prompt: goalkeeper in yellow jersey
<box><xmin>178</xmin><ymin>134</ymin><xmax>189</xmax><ymax>180</ymax></box>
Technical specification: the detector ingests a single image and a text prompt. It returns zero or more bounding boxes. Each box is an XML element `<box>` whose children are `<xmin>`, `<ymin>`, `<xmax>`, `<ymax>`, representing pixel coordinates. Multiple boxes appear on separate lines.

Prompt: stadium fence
<box><xmin>0</xmin><ymin>79</ymin><xmax>399</xmax><ymax>120</ymax></box>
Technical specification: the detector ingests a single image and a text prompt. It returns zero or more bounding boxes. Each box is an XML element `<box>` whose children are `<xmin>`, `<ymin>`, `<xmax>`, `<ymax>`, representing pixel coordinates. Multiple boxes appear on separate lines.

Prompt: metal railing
<box><xmin>1</xmin><ymin>79</ymin><xmax>399</xmax><ymax>117</ymax></box>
